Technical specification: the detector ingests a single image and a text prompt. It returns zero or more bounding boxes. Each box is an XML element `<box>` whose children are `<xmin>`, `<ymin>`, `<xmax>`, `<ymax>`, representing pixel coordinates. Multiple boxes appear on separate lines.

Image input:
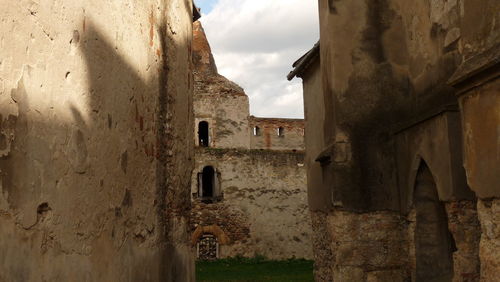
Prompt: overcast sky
<box><xmin>196</xmin><ymin>0</ymin><xmax>319</xmax><ymax>118</ymax></box>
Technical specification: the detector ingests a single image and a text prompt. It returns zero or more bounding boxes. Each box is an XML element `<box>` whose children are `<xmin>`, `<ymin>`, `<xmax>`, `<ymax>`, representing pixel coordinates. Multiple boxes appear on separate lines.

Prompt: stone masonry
<box><xmin>189</xmin><ymin>21</ymin><xmax>312</xmax><ymax>260</ymax></box>
<box><xmin>289</xmin><ymin>0</ymin><xmax>499</xmax><ymax>281</ymax></box>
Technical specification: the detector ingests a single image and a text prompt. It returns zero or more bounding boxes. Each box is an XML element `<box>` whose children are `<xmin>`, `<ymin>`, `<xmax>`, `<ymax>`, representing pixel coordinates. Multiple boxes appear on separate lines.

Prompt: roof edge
<box><xmin>287</xmin><ymin>41</ymin><xmax>320</xmax><ymax>81</ymax></box>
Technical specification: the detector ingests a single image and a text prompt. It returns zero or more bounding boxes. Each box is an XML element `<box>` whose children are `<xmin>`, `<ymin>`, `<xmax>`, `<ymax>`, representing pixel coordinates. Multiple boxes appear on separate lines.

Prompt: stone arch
<box><xmin>407</xmin><ymin>154</ymin><xmax>445</xmax><ymax>208</ymax></box>
<box><xmin>412</xmin><ymin>161</ymin><xmax>455</xmax><ymax>281</ymax></box>
<box><xmin>191</xmin><ymin>225</ymin><xmax>231</xmax><ymax>246</ymax></box>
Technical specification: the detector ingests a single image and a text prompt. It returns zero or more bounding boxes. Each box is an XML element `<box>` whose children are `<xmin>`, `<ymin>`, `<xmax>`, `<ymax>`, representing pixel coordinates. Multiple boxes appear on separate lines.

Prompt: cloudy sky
<box><xmin>196</xmin><ymin>0</ymin><xmax>319</xmax><ymax>118</ymax></box>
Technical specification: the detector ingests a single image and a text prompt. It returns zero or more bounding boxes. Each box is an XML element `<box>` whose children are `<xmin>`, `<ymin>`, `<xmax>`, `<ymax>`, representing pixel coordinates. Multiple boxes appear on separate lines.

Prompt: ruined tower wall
<box><xmin>0</xmin><ymin>1</ymin><xmax>195</xmax><ymax>281</ymax></box>
<box><xmin>190</xmin><ymin>149</ymin><xmax>312</xmax><ymax>260</ymax></box>
<box><xmin>194</xmin><ymin>92</ymin><xmax>250</xmax><ymax>149</ymax></box>
<box><xmin>249</xmin><ymin>117</ymin><xmax>305</xmax><ymax>151</ymax></box>
<box><xmin>191</xmin><ymin>21</ymin><xmax>311</xmax><ymax>261</ymax></box>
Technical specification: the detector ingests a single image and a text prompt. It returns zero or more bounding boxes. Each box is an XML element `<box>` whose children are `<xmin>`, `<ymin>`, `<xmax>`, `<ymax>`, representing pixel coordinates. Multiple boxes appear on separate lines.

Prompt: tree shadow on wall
<box><xmin>0</xmin><ymin>16</ymin><xmax>191</xmax><ymax>281</ymax></box>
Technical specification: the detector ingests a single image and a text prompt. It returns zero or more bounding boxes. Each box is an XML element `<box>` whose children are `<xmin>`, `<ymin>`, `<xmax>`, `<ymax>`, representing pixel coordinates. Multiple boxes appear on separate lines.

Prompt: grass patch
<box><xmin>196</xmin><ymin>256</ymin><xmax>314</xmax><ymax>282</ymax></box>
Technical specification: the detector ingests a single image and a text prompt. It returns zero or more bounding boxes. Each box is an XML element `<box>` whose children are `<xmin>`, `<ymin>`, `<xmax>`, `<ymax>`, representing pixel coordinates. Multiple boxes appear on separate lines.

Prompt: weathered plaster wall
<box><xmin>194</xmin><ymin>92</ymin><xmax>250</xmax><ymax>149</ymax></box>
<box><xmin>449</xmin><ymin>46</ymin><xmax>500</xmax><ymax>282</ymax></box>
<box><xmin>295</xmin><ymin>0</ymin><xmax>499</xmax><ymax>280</ymax></box>
<box><xmin>300</xmin><ymin>59</ymin><xmax>331</xmax><ymax>212</ymax></box>
<box><xmin>0</xmin><ymin>1</ymin><xmax>194</xmax><ymax>281</ymax></box>
<box><xmin>190</xmin><ymin>149</ymin><xmax>312</xmax><ymax>259</ymax></box>
<box><xmin>249</xmin><ymin>117</ymin><xmax>305</xmax><ymax>151</ymax></box>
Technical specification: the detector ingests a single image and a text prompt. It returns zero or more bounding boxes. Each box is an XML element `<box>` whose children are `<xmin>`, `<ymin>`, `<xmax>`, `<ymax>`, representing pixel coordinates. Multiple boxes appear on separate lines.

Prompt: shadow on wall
<box><xmin>0</xmin><ymin>15</ymin><xmax>192</xmax><ymax>281</ymax></box>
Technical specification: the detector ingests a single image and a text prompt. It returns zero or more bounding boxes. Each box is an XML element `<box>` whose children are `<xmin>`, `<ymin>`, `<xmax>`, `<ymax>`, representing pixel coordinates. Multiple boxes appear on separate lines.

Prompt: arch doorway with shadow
<box><xmin>413</xmin><ymin>162</ymin><xmax>456</xmax><ymax>282</ymax></box>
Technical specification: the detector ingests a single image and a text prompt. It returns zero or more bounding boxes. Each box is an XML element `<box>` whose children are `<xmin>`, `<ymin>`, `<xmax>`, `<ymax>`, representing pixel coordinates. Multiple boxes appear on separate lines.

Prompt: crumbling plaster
<box><xmin>191</xmin><ymin>149</ymin><xmax>312</xmax><ymax>260</ymax></box>
<box><xmin>0</xmin><ymin>0</ymin><xmax>195</xmax><ymax>281</ymax></box>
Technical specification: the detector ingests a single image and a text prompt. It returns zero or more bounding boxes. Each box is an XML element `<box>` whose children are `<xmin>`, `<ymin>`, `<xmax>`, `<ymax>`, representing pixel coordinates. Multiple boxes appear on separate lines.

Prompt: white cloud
<box><xmin>199</xmin><ymin>0</ymin><xmax>319</xmax><ymax>118</ymax></box>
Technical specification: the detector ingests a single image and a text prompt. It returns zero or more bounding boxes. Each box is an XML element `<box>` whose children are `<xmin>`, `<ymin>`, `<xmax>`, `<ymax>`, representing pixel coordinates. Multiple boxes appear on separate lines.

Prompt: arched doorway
<box><xmin>198</xmin><ymin>121</ymin><xmax>209</xmax><ymax>147</ymax></box>
<box><xmin>413</xmin><ymin>162</ymin><xmax>455</xmax><ymax>281</ymax></box>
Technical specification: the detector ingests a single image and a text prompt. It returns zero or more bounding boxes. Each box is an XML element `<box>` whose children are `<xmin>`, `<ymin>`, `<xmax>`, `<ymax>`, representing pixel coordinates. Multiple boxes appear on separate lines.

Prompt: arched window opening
<box><xmin>198</xmin><ymin>121</ymin><xmax>209</xmax><ymax>147</ymax></box>
<box><xmin>253</xmin><ymin>126</ymin><xmax>261</xmax><ymax>136</ymax></box>
<box><xmin>277</xmin><ymin>127</ymin><xmax>284</xmax><ymax>137</ymax></box>
<box><xmin>198</xmin><ymin>166</ymin><xmax>221</xmax><ymax>202</ymax></box>
<box><xmin>197</xmin><ymin>233</ymin><xmax>218</xmax><ymax>260</ymax></box>
<box><xmin>413</xmin><ymin>162</ymin><xmax>455</xmax><ymax>281</ymax></box>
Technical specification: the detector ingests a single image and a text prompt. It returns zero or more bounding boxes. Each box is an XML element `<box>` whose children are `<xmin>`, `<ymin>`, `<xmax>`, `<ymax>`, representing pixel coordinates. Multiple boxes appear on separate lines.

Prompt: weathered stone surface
<box><xmin>446</xmin><ymin>201</ymin><xmax>481</xmax><ymax>282</ymax></box>
<box><xmin>0</xmin><ymin>1</ymin><xmax>195</xmax><ymax>281</ymax></box>
<box><xmin>249</xmin><ymin>117</ymin><xmax>305</xmax><ymax>151</ymax></box>
<box><xmin>190</xmin><ymin>149</ymin><xmax>312</xmax><ymax>259</ymax></box>
<box><xmin>310</xmin><ymin>211</ymin><xmax>334</xmax><ymax>281</ymax></box>
<box><xmin>477</xmin><ymin>198</ymin><xmax>500</xmax><ymax>281</ymax></box>
<box><xmin>292</xmin><ymin>0</ymin><xmax>498</xmax><ymax>281</ymax></box>
<box><xmin>328</xmin><ymin>210</ymin><xmax>409</xmax><ymax>280</ymax></box>
<box><xmin>190</xmin><ymin>22</ymin><xmax>311</xmax><ymax>261</ymax></box>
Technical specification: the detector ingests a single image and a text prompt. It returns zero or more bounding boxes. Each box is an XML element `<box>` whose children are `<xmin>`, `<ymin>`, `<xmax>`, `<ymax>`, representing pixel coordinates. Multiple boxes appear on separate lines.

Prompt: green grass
<box><xmin>196</xmin><ymin>256</ymin><xmax>314</xmax><ymax>282</ymax></box>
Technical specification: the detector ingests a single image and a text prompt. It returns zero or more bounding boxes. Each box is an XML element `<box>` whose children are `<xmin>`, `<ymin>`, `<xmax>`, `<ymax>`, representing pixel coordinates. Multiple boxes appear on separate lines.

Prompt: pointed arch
<box><xmin>413</xmin><ymin>161</ymin><xmax>455</xmax><ymax>281</ymax></box>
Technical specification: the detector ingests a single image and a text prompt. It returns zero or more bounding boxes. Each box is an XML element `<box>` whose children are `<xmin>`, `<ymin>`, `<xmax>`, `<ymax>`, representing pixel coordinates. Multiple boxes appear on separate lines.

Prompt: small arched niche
<box><xmin>198</xmin><ymin>121</ymin><xmax>209</xmax><ymax>147</ymax></box>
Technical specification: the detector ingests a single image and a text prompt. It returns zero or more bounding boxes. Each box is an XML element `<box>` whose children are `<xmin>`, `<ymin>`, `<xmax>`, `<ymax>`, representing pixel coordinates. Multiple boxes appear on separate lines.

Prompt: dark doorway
<box><xmin>201</xmin><ymin>166</ymin><xmax>215</xmax><ymax>197</ymax></box>
<box><xmin>414</xmin><ymin>162</ymin><xmax>455</xmax><ymax>282</ymax></box>
<box><xmin>199</xmin><ymin>121</ymin><xmax>209</xmax><ymax>147</ymax></box>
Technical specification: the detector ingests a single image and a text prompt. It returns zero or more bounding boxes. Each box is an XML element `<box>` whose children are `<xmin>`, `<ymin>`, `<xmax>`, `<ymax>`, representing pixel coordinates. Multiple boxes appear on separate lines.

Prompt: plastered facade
<box><xmin>190</xmin><ymin>21</ymin><xmax>312</xmax><ymax>260</ymax></box>
<box><xmin>290</xmin><ymin>0</ymin><xmax>499</xmax><ymax>280</ymax></box>
<box><xmin>0</xmin><ymin>1</ymin><xmax>195</xmax><ymax>281</ymax></box>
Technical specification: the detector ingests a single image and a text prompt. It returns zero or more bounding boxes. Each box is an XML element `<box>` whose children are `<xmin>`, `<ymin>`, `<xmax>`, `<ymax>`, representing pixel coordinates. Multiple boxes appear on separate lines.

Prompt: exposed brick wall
<box><xmin>249</xmin><ymin>116</ymin><xmax>305</xmax><ymax>151</ymax></box>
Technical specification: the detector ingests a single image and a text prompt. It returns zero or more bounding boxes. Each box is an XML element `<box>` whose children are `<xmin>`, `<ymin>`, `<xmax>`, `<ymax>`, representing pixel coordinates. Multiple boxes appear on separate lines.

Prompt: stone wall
<box><xmin>190</xmin><ymin>148</ymin><xmax>313</xmax><ymax>259</ymax></box>
<box><xmin>290</xmin><ymin>0</ymin><xmax>498</xmax><ymax>280</ymax></box>
<box><xmin>194</xmin><ymin>91</ymin><xmax>250</xmax><ymax>149</ymax></box>
<box><xmin>193</xmin><ymin>21</ymin><xmax>250</xmax><ymax>149</ymax></box>
<box><xmin>477</xmin><ymin>198</ymin><xmax>500</xmax><ymax>281</ymax></box>
<box><xmin>249</xmin><ymin>117</ymin><xmax>305</xmax><ymax>151</ymax></box>
<box><xmin>0</xmin><ymin>1</ymin><xmax>195</xmax><ymax>281</ymax></box>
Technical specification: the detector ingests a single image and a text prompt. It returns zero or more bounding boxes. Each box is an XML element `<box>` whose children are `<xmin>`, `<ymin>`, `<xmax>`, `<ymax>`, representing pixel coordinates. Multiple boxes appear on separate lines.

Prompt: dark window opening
<box><xmin>198</xmin><ymin>166</ymin><xmax>221</xmax><ymax>202</ymax></box>
<box><xmin>198</xmin><ymin>121</ymin><xmax>209</xmax><ymax>147</ymax></box>
<box><xmin>202</xmin><ymin>166</ymin><xmax>214</xmax><ymax>197</ymax></box>
<box><xmin>277</xmin><ymin>127</ymin><xmax>284</xmax><ymax>137</ymax></box>
<box><xmin>253</xmin><ymin>126</ymin><xmax>261</xmax><ymax>136</ymax></box>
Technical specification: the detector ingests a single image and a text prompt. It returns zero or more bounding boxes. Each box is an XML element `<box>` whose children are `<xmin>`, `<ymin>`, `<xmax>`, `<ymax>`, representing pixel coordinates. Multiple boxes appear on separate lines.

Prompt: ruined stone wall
<box><xmin>477</xmin><ymin>198</ymin><xmax>500</xmax><ymax>280</ymax></box>
<box><xmin>194</xmin><ymin>91</ymin><xmax>250</xmax><ymax>149</ymax></box>
<box><xmin>190</xmin><ymin>148</ymin><xmax>312</xmax><ymax>260</ymax></box>
<box><xmin>293</xmin><ymin>0</ymin><xmax>499</xmax><ymax>280</ymax></box>
<box><xmin>249</xmin><ymin>117</ymin><xmax>305</xmax><ymax>151</ymax></box>
<box><xmin>0</xmin><ymin>1</ymin><xmax>194</xmax><ymax>281</ymax></box>
<box><xmin>192</xmin><ymin>21</ymin><xmax>250</xmax><ymax>150</ymax></box>
<box><xmin>450</xmin><ymin>47</ymin><xmax>500</xmax><ymax>282</ymax></box>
